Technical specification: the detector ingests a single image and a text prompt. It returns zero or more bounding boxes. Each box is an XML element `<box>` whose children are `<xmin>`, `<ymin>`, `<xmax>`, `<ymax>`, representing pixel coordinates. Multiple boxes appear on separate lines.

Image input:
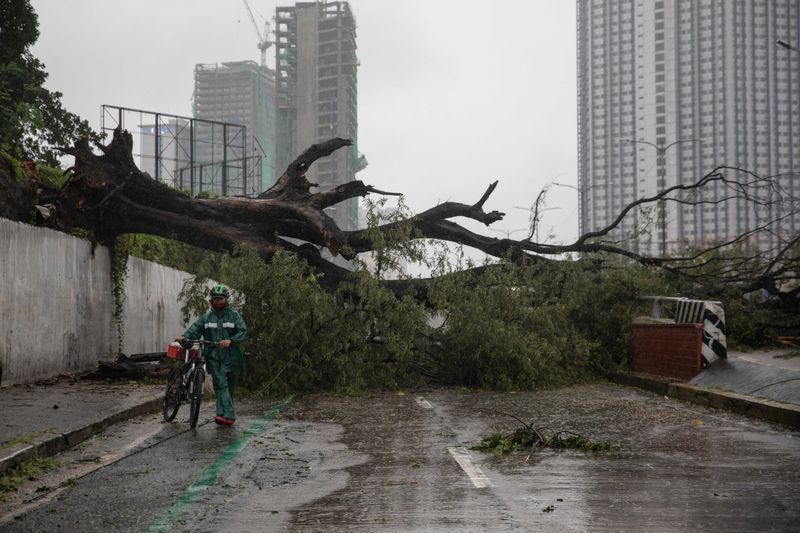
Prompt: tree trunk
<box><xmin>1</xmin><ymin>127</ymin><xmax>797</xmax><ymax>302</ymax></box>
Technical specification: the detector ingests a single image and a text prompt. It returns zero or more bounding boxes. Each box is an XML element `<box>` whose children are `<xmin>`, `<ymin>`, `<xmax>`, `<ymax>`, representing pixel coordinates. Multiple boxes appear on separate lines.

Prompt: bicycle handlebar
<box><xmin>180</xmin><ymin>339</ymin><xmax>220</xmax><ymax>348</ymax></box>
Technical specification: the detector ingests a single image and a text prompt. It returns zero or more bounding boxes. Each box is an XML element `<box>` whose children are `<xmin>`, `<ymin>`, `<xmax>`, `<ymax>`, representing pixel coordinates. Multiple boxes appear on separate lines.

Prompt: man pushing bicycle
<box><xmin>177</xmin><ymin>284</ymin><xmax>248</xmax><ymax>427</ymax></box>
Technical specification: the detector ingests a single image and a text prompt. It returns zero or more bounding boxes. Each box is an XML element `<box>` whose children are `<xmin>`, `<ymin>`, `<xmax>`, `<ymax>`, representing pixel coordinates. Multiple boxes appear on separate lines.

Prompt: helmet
<box><xmin>209</xmin><ymin>285</ymin><xmax>230</xmax><ymax>310</ymax></box>
<box><xmin>209</xmin><ymin>284</ymin><xmax>230</xmax><ymax>299</ymax></box>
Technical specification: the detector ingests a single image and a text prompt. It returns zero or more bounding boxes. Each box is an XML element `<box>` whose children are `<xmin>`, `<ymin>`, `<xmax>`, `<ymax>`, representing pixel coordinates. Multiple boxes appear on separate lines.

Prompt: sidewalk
<box><xmin>0</xmin><ymin>378</ymin><xmax>163</xmax><ymax>475</ymax></box>
<box><xmin>612</xmin><ymin>348</ymin><xmax>800</xmax><ymax>428</ymax></box>
<box><xmin>691</xmin><ymin>349</ymin><xmax>800</xmax><ymax>405</ymax></box>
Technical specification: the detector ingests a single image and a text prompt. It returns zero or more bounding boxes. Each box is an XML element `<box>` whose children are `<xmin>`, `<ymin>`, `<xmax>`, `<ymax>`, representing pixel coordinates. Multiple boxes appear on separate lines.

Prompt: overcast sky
<box><xmin>30</xmin><ymin>0</ymin><xmax>579</xmax><ymax>247</ymax></box>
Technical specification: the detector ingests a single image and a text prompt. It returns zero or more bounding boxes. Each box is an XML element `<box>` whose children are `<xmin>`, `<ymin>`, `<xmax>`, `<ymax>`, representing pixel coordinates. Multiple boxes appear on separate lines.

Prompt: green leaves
<box><xmin>172</xmin><ymin>243</ymin><xmax>673</xmax><ymax>394</ymax></box>
<box><xmin>472</xmin><ymin>427</ymin><xmax>610</xmax><ymax>454</ymax></box>
<box><xmin>177</xmin><ymin>246</ymin><xmax>426</xmax><ymax>395</ymax></box>
<box><xmin>422</xmin><ymin>258</ymin><xmax>617</xmax><ymax>390</ymax></box>
<box><xmin>0</xmin><ymin>0</ymin><xmax>99</xmax><ymax>166</ymax></box>
<box><xmin>0</xmin><ymin>0</ymin><xmax>39</xmax><ymax>63</ymax></box>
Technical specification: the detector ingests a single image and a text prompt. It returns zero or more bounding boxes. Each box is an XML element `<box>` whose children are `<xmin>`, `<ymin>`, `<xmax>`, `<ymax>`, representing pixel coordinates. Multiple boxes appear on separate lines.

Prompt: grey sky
<box><xmin>30</xmin><ymin>0</ymin><xmax>578</xmax><ymax>246</ymax></box>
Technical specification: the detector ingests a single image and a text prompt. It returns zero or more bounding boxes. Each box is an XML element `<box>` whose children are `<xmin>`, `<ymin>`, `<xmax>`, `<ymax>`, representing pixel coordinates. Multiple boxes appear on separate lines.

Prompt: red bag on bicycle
<box><xmin>166</xmin><ymin>341</ymin><xmax>201</xmax><ymax>361</ymax></box>
<box><xmin>165</xmin><ymin>341</ymin><xmax>185</xmax><ymax>360</ymax></box>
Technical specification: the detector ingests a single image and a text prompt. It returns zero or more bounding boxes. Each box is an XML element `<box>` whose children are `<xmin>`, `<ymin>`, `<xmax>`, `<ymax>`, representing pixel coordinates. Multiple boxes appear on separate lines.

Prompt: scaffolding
<box><xmin>275</xmin><ymin>6</ymin><xmax>297</xmax><ymax>176</ymax></box>
<box><xmin>273</xmin><ymin>1</ymin><xmax>365</xmax><ymax>230</ymax></box>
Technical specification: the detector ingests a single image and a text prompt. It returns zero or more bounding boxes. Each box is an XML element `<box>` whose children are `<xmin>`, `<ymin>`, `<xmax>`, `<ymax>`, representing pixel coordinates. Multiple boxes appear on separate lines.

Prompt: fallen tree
<box><xmin>2</xmin><ymin>127</ymin><xmax>798</xmax><ymax>303</ymax></box>
<box><xmin>5</xmin><ymin>0</ymin><xmax>798</xmax><ymax>391</ymax></box>
<box><xmin>2</xmin><ymin>128</ymin><xmax>799</xmax><ymax>391</ymax></box>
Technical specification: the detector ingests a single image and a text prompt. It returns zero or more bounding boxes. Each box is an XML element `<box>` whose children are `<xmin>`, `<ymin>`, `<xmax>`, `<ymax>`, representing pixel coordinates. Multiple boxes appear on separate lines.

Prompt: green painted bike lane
<box><xmin>146</xmin><ymin>397</ymin><xmax>292</xmax><ymax>532</ymax></box>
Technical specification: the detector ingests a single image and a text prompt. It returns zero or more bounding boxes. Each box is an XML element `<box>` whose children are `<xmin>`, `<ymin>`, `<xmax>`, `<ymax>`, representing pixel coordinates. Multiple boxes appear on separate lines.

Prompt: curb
<box><xmin>0</xmin><ymin>394</ymin><xmax>163</xmax><ymax>476</ymax></box>
<box><xmin>609</xmin><ymin>371</ymin><xmax>800</xmax><ymax>429</ymax></box>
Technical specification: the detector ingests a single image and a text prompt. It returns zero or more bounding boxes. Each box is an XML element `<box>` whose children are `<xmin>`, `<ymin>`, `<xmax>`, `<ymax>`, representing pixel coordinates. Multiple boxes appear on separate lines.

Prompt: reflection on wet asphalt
<box><xmin>285</xmin><ymin>384</ymin><xmax>800</xmax><ymax>532</ymax></box>
<box><xmin>2</xmin><ymin>384</ymin><xmax>799</xmax><ymax>532</ymax></box>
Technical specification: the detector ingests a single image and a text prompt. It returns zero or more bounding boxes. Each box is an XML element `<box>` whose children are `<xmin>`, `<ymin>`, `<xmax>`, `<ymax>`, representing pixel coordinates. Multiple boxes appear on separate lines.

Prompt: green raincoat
<box><xmin>183</xmin><ymin>306</ymin><xmax>248</xmax><ymax>420</ymax></box>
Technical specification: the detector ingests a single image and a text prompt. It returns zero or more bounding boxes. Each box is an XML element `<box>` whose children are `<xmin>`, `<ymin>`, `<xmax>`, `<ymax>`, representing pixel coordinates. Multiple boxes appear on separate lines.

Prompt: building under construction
<box><xmin>193</xmin><ymin>61</ymin><xmax>278</xmax><ymax>195</ymax></box>
<box><xmin>275</xmin><ymin>1</ymin><xmax>366</xmax><ymax>231</ymax></box>
<box><xmin>190</xmin><ymin>2</ymin><xmax>365</xmax><ymax>228</ymax></box>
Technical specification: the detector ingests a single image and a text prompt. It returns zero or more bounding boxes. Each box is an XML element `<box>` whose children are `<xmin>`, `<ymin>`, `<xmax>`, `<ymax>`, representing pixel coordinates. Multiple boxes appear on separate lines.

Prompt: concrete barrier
<box><xmin>1</xmin><ymin>218</ymin><xmax>194</xmax><ymax>386</ymax></box>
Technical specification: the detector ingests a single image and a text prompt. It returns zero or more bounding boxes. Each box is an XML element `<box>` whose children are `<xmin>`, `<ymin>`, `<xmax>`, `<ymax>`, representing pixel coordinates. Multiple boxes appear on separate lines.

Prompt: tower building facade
<box><xmin>275</xmin><ymin>1</ymin><xmax>366</xmax><ymax>231</ymax></box>
<box><xmin>577</xmin><ymin>0</ymin><xmax>799</xmax><ymax>255</ymax></box>
<box><xmin>193</xmin><ymin>61</ymin><xmax>278</xmax><ymax>195</ymax></box>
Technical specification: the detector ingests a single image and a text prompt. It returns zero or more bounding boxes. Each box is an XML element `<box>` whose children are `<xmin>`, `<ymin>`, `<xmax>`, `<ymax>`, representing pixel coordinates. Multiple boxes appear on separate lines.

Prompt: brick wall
<box><xmin>630</xmin><ymin>323</ymin><xmax>704</xmax><ymax>381</ymax></box>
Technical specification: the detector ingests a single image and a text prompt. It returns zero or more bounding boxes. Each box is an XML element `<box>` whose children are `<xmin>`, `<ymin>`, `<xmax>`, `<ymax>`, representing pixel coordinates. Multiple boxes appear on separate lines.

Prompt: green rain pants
<box><xmin>207</xmin><ymin>351</ymin><xmax>240</xmax><ymax>420</ymax></box>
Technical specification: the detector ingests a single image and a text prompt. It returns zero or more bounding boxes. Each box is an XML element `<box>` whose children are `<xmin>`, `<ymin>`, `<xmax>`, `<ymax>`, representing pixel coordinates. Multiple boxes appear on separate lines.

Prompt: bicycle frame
<box><xmin>177</xmin><ymin>338</ymin><xmax>219</xmax><ymax>374</ymax></box>
<box><xmin>180</xmin><ymin>342</ymin><xmax>206</xmax><ymax>377</ymax></box>
<box><xmin>163</xmin><ymin>339</ymin><xmax>218</xmax><ymax>427</ymax></box>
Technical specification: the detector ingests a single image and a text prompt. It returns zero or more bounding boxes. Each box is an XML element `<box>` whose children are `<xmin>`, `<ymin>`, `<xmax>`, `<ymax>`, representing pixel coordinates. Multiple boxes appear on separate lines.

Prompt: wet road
<box><xmin>2</xmin><ymin>383</ymin><xmax>799</xmax><ymax>532</ymax></box>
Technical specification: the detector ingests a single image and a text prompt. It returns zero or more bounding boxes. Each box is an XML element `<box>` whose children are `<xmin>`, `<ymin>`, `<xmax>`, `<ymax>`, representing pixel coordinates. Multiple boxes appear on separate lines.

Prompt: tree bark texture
<box><xmin>1</xmin><ymin>127</ymin><xmax>797</xmax><ymax>302</ymax></box>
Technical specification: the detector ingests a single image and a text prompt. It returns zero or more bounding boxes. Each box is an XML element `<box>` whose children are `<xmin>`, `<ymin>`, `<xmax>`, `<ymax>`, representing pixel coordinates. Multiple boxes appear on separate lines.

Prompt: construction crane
<box><xmin>242</xmin><ymin>0</ymin><xmax>272</xmax><ymax>66</ymax></box>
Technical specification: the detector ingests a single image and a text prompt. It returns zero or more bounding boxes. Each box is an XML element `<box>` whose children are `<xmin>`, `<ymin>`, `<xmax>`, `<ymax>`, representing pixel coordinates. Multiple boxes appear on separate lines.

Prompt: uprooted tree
<box><xmin>2</xmin><ymin>127</ymin><xmax>799</xmax><ymax>392</ymax></box>
<box><xmin>1</xmin><ymin>0</ymin><xmax>795</xmax><ymax>303</ymax></box>
<box><xmin>3</xmin><ymin>0</ymin><xmax>798</xmax><ymax>392</ymax></box>
<box><xmin>3</xmin><ymin>127</ymin><xmax>798</xmax><ymax>299</ymax></box>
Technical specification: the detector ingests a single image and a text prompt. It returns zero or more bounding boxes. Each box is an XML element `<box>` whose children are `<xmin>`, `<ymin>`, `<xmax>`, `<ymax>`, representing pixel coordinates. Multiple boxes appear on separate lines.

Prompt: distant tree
<box><xmin>0</xmin><ymin>0</ymin><xmax>98</xmax><ymax>166</ymax></box>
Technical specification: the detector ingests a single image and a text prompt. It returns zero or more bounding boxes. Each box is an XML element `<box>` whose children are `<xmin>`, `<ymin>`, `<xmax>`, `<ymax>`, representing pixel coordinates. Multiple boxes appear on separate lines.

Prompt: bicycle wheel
<box><xmin>163</xmin><ymin>367</ymin><xmax>182</xmax><ymax>422</ymax></box>
<box><xmin>188</xmin><ymin>367</ymin><xmax>205</xmax><ymax>429</ymax></box>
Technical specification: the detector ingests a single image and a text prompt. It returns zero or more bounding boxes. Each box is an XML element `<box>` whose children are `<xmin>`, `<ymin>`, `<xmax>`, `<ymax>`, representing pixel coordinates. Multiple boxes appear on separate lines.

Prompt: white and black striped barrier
<box><xmin>643</xmin><ymin>296</ymin><xmax>727</xmax><ymax>366</ymax></box>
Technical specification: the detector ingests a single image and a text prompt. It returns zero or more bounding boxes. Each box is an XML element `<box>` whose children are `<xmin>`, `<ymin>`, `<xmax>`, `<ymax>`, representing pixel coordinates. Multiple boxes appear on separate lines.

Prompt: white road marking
<box><xmin>415</xmin><ymin>396</ymin><xmax>433</xmax><ymax>409</ymax></box>
<box><xmin>448</xmin><ymin>446</ymin><xmax>492</xmax><ymax>488</ymax></box>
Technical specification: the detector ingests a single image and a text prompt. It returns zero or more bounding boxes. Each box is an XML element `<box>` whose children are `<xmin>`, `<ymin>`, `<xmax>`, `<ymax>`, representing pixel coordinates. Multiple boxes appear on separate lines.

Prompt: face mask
<box><xmin>211</xmin><ymin>299</ymin><xmax>227</xmax><ymax>311</ymax></box>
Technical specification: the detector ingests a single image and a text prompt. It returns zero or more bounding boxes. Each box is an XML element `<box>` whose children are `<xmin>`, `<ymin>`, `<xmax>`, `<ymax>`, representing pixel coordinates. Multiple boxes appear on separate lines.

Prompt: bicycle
<box><xmin>163</xmin><ymin>339</ymin><xmax>217</xmax><ymax>428</ymax></box>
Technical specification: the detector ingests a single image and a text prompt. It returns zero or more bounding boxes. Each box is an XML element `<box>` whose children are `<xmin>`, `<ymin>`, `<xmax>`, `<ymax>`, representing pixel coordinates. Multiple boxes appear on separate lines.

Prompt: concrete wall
<box><xmin>122</xmin><ymin>256</ymin><xmax>192</xmax><ymax>357</ymax></box>
<box><xmin>1</xmin><ymin>218</ymin><xmax>194</xmax><ymax>386</ymax></box>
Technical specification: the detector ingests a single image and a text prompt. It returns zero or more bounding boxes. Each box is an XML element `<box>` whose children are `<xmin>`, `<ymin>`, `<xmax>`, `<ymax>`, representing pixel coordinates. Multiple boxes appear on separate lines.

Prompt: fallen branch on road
<box><xmin>471</xmin><ymin>410</ymin><xmax>610</xmax><ymax>460</ymax></box>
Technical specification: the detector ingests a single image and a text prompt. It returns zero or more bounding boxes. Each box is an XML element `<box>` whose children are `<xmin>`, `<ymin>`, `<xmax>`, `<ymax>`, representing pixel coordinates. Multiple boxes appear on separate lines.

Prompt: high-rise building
<box><xmin>193</xmin><ymin>61</ymin><xmax>278</xmax><ymax>196</ymax></box>
<box><xmin>577</xmin><ymin>0</ymin><xmax>799</xmax><ymax>255</ymax></box>
<box><xmin>275</xmin><ymin>1</ymin><xmax>367</xmax><ymax>231</ymax></box>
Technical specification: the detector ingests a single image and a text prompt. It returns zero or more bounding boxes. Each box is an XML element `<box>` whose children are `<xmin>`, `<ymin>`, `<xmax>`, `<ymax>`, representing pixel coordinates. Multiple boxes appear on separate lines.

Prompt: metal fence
<box><xmin>101</xmin><ymin>105</ymin><xmax>262</xmax><ymax>197</ymax></box>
